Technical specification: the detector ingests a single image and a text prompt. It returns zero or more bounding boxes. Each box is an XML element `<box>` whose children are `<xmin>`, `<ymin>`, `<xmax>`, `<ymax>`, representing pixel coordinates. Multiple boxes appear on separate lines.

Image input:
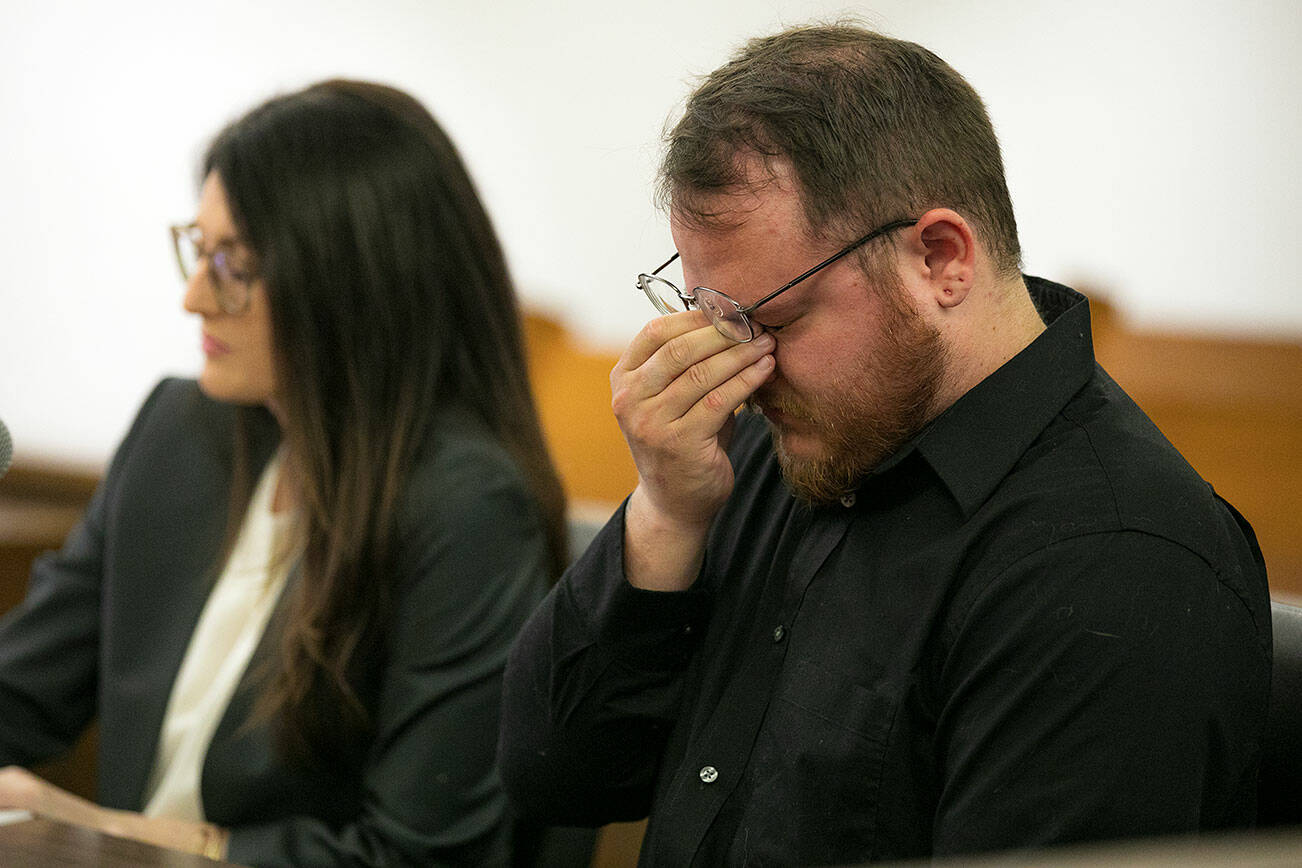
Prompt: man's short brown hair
<box><xmin>659</xmin><ymin>23</ymin><xmax>1022</xmax><ymax>277</ymax></box>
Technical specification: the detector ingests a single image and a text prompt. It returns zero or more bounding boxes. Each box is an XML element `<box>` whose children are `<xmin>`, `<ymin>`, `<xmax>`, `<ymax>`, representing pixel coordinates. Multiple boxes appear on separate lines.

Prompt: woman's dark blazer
<box><xmin>0</xmin><ymin>378</ymin><xmax>551</xmax><ymax>866</ymax></box>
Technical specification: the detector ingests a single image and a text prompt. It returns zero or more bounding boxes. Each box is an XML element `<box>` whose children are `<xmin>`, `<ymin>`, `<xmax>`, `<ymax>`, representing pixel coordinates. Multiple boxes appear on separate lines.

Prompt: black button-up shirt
<box><xmin>500</xmin><ymin>277</ymin><xmax>1271</xmax><ymax>865</ymax></box>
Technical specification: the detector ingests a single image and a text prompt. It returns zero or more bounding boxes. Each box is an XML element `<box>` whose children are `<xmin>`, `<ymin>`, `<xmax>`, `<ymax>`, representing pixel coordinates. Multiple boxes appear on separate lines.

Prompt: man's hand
<box><xmin>611</xmin><ymin>311</ymin><xmax>775</xmax><ymax>590</ymax></box>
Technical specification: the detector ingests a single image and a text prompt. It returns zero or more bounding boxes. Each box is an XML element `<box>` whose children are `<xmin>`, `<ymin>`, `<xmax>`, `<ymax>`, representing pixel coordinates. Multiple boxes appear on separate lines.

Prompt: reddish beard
<box><xmin>749</xmin><ymin>285</ymin><xmax>947</xmax><ymax>505</ymax></box>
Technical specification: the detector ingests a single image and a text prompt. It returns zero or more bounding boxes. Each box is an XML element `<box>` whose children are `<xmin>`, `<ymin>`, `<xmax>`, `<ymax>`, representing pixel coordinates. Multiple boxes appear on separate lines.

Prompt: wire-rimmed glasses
<box><xmin>636</xmin><ymin>218</ymin><xmax>918</xmax><ymax>343</ymax></box>
<box><xmin>170</xmin><ymin>223</ymin><xmax>258</xmax><ymax>315</ymax></box>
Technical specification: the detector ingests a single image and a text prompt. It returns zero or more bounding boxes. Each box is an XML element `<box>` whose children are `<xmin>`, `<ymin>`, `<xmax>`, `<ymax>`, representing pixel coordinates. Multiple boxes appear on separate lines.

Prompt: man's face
<box><xmin>670</xmin><ymin>177</ymin><xmax>947</xmax><ymax>504</ymax></box>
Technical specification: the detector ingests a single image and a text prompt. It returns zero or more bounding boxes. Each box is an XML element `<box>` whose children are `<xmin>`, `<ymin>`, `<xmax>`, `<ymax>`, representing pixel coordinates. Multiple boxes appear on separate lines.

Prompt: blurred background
<box><xmin>2</xmin><ymin>0</ymin><xmax>1299</xmax><ymax>465</ymax></box>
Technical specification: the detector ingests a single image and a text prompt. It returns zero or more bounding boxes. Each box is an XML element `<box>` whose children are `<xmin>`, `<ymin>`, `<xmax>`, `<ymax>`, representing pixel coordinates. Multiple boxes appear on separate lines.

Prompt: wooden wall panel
<box><xmin>524</xmin><ymin>313</ymin><xmax>637</xmax><ymax>508</ymax></box>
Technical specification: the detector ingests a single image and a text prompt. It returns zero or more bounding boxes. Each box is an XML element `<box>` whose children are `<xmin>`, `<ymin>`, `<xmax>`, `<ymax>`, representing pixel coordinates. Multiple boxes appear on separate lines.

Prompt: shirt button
<box><xmin>772</xmin><ymin>625</ymin><xmax>786</xmax><ymax>643</ymax></box>
<box><xmin>699</xmin><ymin>765</ymin><xmax>719</xmax><ymax>784</ymax></box>
<box><xmin>840</xmin><ymin>492</ymin><xmax>856</xmax><ymax>508</ymax></box>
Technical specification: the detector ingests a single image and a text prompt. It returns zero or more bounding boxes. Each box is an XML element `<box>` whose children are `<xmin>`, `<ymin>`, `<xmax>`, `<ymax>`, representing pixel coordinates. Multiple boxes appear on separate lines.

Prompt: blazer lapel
<box><xmin>100</xmin><ymin>393</ymin><xmax>280</xmax><ymax>810</ymax></box>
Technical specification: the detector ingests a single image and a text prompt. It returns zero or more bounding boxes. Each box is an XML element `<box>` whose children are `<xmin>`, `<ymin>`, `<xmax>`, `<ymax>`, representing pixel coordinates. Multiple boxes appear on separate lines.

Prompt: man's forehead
<box><xmin>669</xmin><ymin>175</ymin><xmax>809</xmax><ymax>242</ymax></box>
<box><xmin>669</xmin><ymin>149</ymin><xmax>806</xmax><ymax>222</ymax></box>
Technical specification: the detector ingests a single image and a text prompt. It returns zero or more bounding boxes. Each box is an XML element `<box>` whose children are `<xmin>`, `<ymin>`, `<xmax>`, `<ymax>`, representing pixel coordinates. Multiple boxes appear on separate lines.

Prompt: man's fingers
<box><xmin>653</xmin><ymin>330</ymin><xmax>774</xmax><ymax>418</ymax></box>
<box><xmin>615</xmin><ymin>311</ymin><xmax>712</xmax><ymax>377</ymax></box>
<box><xmin>683</xmin><ymin>351</ymin><xmax>775</xmax><ymax>433</ymax></box>
<box><xmin>615</xmin><ymin>329</ymin><xmax>774</xmax><ymax>426</ymax></box>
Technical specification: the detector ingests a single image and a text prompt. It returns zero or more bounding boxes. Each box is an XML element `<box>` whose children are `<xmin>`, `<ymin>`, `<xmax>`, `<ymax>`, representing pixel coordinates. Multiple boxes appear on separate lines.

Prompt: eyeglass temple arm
<box><xmin>633</xmin><ymin>252</ymin><xmax>683</xmax><ymax>291</ymax></box>
<box><xmin>640</xmin><ymin>252</ymin><xmax>696</xmax><ymax>307</ymax></box>
<box><xmin>738</xmin><ymin>219</ymin><xmax>919</xmax><ymax>315</ymax></box>
<box><xmin>651</xmin><ymin>251</ymin><xmax>680</xmax><ymax>276</ymax></box>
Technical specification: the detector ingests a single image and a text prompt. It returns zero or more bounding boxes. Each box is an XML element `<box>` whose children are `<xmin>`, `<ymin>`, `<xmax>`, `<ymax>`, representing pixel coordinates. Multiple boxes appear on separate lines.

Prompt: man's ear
<box><xmin>914</xmin><ymin>208</ymin><xmax>976</xmax><ymax>309</ymax></box>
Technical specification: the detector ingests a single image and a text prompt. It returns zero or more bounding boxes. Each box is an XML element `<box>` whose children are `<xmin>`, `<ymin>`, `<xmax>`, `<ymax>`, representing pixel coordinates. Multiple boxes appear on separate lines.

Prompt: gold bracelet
<box><xmin>200</xmin><ymin>824</ymin><xmax>225</xmax><ymax>861</ymax></box>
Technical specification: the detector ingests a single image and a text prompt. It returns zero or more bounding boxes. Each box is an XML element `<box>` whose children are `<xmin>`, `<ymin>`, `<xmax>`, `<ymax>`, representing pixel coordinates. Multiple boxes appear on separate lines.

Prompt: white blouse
<box><xmin>143</xmin><ymin>452</ymin><xmax>296</xmax><ymax>821</ymax></box>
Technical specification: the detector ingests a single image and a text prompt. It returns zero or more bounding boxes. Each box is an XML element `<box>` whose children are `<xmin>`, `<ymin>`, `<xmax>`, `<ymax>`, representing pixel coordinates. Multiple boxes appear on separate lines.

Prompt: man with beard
<box><xmin>499</xmin><ymin>23</ymin><xmax>1270</xmax><ymax>865</ymax></box>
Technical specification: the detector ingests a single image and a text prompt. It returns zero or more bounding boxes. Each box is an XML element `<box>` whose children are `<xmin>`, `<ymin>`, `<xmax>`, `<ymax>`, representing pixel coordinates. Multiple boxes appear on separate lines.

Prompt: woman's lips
<box><xmin>202</xmin><ymin>333</ymin><xmax>231</xmax><ymax>356</ymax></box>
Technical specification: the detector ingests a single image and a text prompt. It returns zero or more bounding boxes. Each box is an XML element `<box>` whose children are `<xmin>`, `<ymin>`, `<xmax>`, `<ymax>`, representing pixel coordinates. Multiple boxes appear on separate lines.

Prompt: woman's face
<box><xmin>183</xmin><ymin>172</ymin><xmax>279</xmax><ymax>408</ymax></box>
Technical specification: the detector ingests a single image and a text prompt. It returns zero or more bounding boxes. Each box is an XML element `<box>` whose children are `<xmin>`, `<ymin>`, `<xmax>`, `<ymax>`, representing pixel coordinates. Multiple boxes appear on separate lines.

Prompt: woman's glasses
<box><xmin>170</xmin><ymin>224</ymin><xmax>258</xmax><ymax>315</ymax></box>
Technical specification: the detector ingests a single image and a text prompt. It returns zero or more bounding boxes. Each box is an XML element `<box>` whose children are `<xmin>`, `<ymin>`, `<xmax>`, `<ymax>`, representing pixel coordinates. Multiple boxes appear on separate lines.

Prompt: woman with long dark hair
<box><xmin>0</xmin><ymin>80</ymin><xmax>565</xmax><ymax>865</ymax></box>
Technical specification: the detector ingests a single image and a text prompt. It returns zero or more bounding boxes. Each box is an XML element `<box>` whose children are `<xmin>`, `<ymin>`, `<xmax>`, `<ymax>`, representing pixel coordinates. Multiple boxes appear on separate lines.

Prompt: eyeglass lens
<box><xmin>638</xmin><ymin>274</ymin><xmax>690</xmax><ymax>317</ymax></box>
<box><xmin>636</xmin><ymin>274</ymin><xmax>755</xmax><ymax>341</ymax></box>
<box><xmin>691</xmin><ymin>287</ymin><xmax>752</xmax><ymax>342</ymax></box>
<box><xmin>174</xmin><ymin>228</ymin><xmax>200</xmax><ymax>280</ymax></box>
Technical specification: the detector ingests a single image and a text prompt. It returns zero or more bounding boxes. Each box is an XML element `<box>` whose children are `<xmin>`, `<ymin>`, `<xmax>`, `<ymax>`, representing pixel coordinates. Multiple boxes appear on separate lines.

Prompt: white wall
<box><xmin>2</xmin><ymin>0</ymin><xmax>1299</xmax><ymax>467</ymax></box>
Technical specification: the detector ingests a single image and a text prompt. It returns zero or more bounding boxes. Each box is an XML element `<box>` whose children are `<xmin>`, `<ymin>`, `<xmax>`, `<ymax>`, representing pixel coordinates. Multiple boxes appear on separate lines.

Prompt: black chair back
<box><xmin>1259</xmin><ymin>601</ymin><xmax>1302</xmax><ymax>826</ymax></box>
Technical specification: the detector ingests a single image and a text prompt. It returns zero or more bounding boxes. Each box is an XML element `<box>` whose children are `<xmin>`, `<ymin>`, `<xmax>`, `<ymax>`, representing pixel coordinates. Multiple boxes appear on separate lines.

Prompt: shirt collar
<box><xmin>871</xmin><ymin>276</ymin><xmax>1097</xmax><ymax>518</ymax></box>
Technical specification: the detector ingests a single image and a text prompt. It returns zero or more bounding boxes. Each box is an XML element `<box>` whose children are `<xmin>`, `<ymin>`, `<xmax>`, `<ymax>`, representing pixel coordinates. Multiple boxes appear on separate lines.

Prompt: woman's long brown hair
<box><xmin>203</xmin><ymin>80</ymin><xmax>566</xmax><ymax>765</ymax></box>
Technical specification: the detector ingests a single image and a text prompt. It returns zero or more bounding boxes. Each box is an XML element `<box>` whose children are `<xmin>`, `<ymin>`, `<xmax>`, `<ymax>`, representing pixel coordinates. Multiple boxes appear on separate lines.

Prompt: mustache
<box><xmin>748</xmin><ymin>382</ymin><xmax>809</xmax><ymax>420</ymax></box>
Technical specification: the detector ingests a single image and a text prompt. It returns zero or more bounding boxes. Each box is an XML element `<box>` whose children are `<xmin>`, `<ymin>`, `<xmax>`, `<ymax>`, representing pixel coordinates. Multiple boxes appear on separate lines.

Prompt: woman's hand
<box><xmin>0</xmin><ymin>766</ymin><xmax>228</xmax><ymax>859</ymax></box>
<box><xmin>0</xmin><ymin>766</ymin><xmax>104</xmax><ymax>829</ymax></box>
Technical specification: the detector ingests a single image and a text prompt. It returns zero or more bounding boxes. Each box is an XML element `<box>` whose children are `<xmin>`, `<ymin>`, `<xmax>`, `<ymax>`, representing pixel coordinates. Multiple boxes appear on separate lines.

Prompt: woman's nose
<box><xmin>182</xmin><ymin>258</ymin><xmax>217</xmax><ymax>315</ymax></box>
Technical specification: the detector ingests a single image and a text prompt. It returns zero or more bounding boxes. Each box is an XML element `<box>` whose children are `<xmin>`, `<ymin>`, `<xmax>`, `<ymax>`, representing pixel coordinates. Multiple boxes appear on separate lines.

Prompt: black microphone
<box><xmin>0</xmin><ymin>416</ymin><xmax>11</xmax><ymax>481</ymax></box>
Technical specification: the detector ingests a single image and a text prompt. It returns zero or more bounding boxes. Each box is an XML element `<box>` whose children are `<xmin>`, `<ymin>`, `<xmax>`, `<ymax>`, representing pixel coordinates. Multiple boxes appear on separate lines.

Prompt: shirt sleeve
<box><xmin>932</xmin><ymin>529</ymin><xmax>1269</xmax><ymax>855</ymax></box>
<box><xmin>0</xmin><ymin>380</ymin><xmax>175</xmax><ymax>766</ymax></box>
<box><xmin>223</xmin><ymin>437</ymin><xmax>553</xmax><ymax>867</ymax></box>
<box><xmin>498</xmin><ymin>502</ymin><xmax>711</xmax><ymax>826</ymax></box>
<box><xmin>0</xmin><ymin>494</ymin><xmax>104</xmax><ymax>765</ymax></box>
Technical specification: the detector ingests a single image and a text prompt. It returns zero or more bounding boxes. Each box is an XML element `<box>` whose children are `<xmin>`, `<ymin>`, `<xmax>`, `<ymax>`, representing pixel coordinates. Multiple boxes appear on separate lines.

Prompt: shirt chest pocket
<box><xmin>736</xmin><ymin>657</ymin><xmax>899</xmax><ymax>862</ymax></box>
<box><xmin>777</xmin><ymin>657</ymin><xmax>898</xmax><ymax>739</ymax></box>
